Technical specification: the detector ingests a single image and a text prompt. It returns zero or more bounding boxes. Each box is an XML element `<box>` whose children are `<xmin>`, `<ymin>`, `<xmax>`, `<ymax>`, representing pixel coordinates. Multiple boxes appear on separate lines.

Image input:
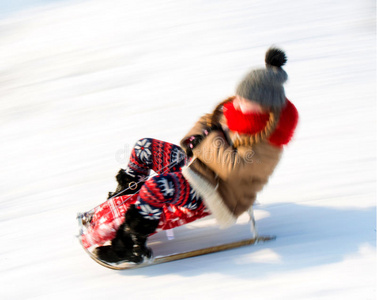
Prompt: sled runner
<box><xmin>79</xmin><ymin>234</ymin><xmax>275</xmax><ymax>270</ymax></box>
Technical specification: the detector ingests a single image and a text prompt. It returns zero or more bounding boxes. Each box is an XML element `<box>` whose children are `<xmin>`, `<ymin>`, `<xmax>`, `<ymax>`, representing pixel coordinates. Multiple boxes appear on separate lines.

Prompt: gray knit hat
<box><xmin>236</xmin><ymin>47</ymin><xmax>288</xmax><ymax>109</ymax></box>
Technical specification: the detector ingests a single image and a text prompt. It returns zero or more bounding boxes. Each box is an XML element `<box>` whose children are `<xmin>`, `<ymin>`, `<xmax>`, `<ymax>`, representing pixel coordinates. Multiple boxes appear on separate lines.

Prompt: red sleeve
<box><xmin>268</xmin><ymin>99</ymin><xmax>299</xmax><ymax>147</ymax></box>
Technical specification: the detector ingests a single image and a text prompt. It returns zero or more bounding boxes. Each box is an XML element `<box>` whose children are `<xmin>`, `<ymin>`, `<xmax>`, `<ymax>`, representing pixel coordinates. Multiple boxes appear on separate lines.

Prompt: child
<box><xmin>93</xmin><ymin>47</ymin><xmax>299</xmax><ymax>264</ymax></box>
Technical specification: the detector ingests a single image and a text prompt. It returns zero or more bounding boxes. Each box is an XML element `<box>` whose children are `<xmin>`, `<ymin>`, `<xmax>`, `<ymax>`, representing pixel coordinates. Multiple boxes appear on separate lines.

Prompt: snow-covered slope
<box><xmin>0</xmin><ymin>0</ymin><xmax>375</xmax><ymax>299</ymax></box>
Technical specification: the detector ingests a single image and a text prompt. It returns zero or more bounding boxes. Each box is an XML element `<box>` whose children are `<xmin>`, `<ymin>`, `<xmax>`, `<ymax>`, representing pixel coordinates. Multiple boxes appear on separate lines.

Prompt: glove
<box><xmin>182</xmin><ymin>124</ymin><xmax>222</xmax><ymax>157</ymax></box>
<box><xmin>182</xmin><ymin>135</ymin><xmax>204</xmax><ymax>157</ymax></box>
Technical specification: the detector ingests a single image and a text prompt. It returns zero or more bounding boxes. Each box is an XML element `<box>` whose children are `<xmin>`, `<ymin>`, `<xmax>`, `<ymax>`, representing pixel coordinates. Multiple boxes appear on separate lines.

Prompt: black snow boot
<box><xmin>93</xmin><ymin>205</ymin><xmax>159</xmax><ymax>264</ymax></box>
<box><xmin>107</xmin><ymin>169</ymin><xmax>144</xmax><ymax>199</ymax></box>
<box><xmin>92</xmin><ymin>223</ymin><xmax>135</xmax><ymax>263</ymax></box>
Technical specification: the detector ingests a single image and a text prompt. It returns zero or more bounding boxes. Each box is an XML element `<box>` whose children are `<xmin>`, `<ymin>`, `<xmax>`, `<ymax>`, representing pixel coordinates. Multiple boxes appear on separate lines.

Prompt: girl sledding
<box><xmin>78</xmin><ymin>47</ymin><xmax>299</xmax><ymax>267</ymax></box>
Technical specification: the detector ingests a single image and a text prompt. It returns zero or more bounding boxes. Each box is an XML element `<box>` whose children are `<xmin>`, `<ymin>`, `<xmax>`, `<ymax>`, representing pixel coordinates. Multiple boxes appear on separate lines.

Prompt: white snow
<box><xmin>0</xmin><ymin>0</ymin><xmax>375</xmax><ymax>299</ymax></box>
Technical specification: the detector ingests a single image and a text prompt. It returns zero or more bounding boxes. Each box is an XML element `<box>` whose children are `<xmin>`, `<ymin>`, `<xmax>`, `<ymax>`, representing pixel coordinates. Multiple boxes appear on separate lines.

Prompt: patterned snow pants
<box><xmin>125</xmin><ymin>138</ymin><xmax>205</xmax><ymax>221</ymax></box>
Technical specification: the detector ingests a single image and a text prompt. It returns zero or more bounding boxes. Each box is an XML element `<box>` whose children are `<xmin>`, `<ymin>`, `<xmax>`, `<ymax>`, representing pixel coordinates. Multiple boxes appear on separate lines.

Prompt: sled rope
<box><xmin>109</xmin><ymin>158</ymin><xmax>182</xmax><ymax>199</ymax></box>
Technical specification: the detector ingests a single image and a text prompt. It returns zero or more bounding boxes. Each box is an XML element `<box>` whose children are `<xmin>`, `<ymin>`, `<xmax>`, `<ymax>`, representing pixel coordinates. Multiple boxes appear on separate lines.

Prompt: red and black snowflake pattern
<box><xmin>80</xmin><ymin>193</ymin><xmax>210</xmax><ymax>249</ymax></box>
<box><xmin>125</xmin><ymin>138</ymin><xmax>187</xmax><ymax>180</ymax></box>
<box><xmin>127</xmin><ymin>138</ymin><xmax>203</xmax><ymax>220</ymax></box>
<box><xmin>80</xmin><ymin>138</ymin><xmax>209</xmax><ymax>249</ymax></box>
<box><xmin>135</xmin><ymin>171</ymin><xmax>205</xmax><ymax>220</ymax></box>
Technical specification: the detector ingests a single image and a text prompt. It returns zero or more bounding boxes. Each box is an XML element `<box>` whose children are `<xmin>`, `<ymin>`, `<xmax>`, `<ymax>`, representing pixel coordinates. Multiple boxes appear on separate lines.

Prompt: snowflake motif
<box><xmin>124</xmin><ymin>167</ymin><xmax>136</xmax><ymax>177</ymax></box>
<box><xmin>135</xmin><ymin>139</ymin><xmax>152</xmax><ymax>163</ymax></box>
<box><xmin>171</xmin><ymin>147</ymin><xmax>186</xmax><ymax>164</ymax></box>
<box><xmin>158</xmin><ymin>178</ymin><xmax>175</xmax><ymax>197</ymax></box>
<box><xmin>137</xmin><ymin>203</ymin><xmax>162</xmax><ymax>220</ymax></box>
<box><xmin>190</xmin><ymin>189</ymin><xmax>201</xmax><ymax>201</ymax></box>
<box><xmin>125</xmin><ymin>168</ymin><xmax>148</xmax><ymax>183</ymax></box>
<box><xmin>185</xmin><ymin>201</ymin><xmax>198</xmax><ymax>210</ymax></box>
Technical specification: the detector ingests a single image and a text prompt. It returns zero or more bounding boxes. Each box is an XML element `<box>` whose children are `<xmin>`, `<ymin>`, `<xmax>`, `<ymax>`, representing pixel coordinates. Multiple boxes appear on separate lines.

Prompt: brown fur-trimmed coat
<box><xmin>180</xmin><ymin>99</ymin><xmax>297</xmax><ymax>228</ymax></box>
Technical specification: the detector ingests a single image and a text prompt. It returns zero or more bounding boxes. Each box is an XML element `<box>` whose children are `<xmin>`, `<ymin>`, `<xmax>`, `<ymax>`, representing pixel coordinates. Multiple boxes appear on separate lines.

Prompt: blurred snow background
<box><xmin>0</xmin><ymin>0</ymin><xmax>375</xmax><ymax>299</ymax></box>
